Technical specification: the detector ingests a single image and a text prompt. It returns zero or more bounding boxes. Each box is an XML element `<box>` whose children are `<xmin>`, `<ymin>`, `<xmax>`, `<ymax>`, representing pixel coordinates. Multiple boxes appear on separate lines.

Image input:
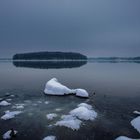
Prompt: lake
<box><xmin>0</xmin><ymin>60</ymin><xmax>140</xmax><ymax>140</ymax></box>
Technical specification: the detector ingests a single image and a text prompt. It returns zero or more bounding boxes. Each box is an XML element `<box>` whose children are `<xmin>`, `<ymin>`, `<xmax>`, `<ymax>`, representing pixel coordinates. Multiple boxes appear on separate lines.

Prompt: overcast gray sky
<box><xmin>0</xmin><ymin>0</ymin><xmax>140</xmax><ymax>58</ymax></box>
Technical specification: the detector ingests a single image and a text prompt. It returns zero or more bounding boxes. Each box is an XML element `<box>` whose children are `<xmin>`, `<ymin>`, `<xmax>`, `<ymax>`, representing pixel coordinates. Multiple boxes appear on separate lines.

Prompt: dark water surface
<box><xmin>0</xmin><ymin>60</ymin><xmax>140</xmax><ymax>140</ymax></box>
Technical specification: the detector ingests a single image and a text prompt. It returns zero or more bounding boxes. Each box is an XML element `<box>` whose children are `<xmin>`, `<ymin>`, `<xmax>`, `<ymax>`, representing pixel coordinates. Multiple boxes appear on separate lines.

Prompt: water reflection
<box><xmin>13</xmin><ymin>60</ymin><xmax>87</xmax><ymax>69</ymax></box>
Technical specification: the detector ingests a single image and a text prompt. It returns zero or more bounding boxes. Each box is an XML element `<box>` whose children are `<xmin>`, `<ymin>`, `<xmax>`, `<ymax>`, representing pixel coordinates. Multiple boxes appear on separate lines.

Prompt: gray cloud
<box><xmin>0</xmin><ymin>0</ymin><xmax>140</xmax><ymax>57</ymax></box>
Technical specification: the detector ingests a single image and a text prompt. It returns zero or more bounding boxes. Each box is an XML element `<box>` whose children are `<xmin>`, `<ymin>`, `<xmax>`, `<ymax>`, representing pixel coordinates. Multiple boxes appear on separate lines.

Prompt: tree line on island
<box><xmin>13</xmin><ymin>52</ymin><xmax>87</xmax><ymax>60</ymax></box>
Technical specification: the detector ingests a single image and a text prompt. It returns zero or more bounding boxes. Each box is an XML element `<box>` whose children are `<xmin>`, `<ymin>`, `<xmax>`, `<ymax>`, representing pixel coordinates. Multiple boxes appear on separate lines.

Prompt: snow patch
<box><xmin>131</xmin><ymin>116</ymin><xmax>140</xmax><ymax>133</ymax></box>
<box><xmin>55</xmin><ymin>103</ymin><xmax>97</xmax><ymax>130</ymax></box>
<box><xmin>78</xmin><ymin>103</ymin><xmax>92</xmax><ymax>110</ymax></box>
<box><xmin>46</xmin><ymin>113</ymin><xmax>57</xmax><ymax>120</ymax></box>
<box><xmin>3</xmin><ymin>130</ymin><xmax>17</xmax><ymax>139</ymax></box>
<box><xmin>44</xmin><ymin>101</ymin><xmax>49</xmax><ymax>104</ymax></box>
<box><xmin>133</xmin><ymin>111</ymin><xmax>140</xmax><ymax>115</ymax></box>
<box><xmin>1</xmin><ymin>110</ymin><xmax>22</xmax><ymax>120</ymax></box>
<box><xmin>44</xmin><ymin>78</ymin><xmax>89</xmax><ymax>97</ymax></box>
<box><xmin>70</xmin><ymin>106</ymin><xmax>97</xmax><ymax>121</ymax></box>
<box><xmin>115</xmin><ymin>136</ymin><xmax>137</xmax><ymax>140</ymax></box>
<box><xmin>55</xmin><ymin>108</ymin><xmax>62</xmax><ymax>112</ymax></box>
<box><xmin>43</xmin><ymin>136</ymin><xmax>56</xmax><ymax>140</ymax></box>
<box><xmin>0</xmin><ymin>101</ymin><xmax>11</xmax><ymax>106</ymax></box>
<box><xmin>55</xmin><ymin>115</ymin><xmax>82</xmax><ymax>130</ymax></box>
<box><xmin>75</xmin><ymin>89</ymin><xmax>89</xmax><ymax>98</ymax></box>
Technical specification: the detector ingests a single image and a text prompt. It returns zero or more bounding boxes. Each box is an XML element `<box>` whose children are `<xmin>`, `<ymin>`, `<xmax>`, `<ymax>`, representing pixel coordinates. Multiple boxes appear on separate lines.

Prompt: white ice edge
<box><xmin>1</xmin><ymin>110</ymin><xmax>22</xmax><ymax>120</ymax></box>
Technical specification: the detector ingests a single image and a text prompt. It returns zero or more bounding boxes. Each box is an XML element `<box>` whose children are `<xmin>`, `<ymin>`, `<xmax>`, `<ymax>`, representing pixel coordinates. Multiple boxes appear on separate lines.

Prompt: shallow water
<box><xmin>0</xmin><ymin>60</ymin><xmax>140</xmax><ymax>140</ymax></box>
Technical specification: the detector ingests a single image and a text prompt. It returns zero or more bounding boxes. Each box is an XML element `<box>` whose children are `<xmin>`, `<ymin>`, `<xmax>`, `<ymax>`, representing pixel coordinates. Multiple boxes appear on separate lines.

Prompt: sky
<box><xmin>0</xmin><ymin>0</ymin><xmax>140</xmax><ymax>58</ymax></box>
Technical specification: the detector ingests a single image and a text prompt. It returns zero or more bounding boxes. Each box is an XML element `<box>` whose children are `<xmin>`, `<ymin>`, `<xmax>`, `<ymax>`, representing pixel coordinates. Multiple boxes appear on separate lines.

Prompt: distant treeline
<box><xmin>89</xmin><ymin>57</ymin><xmax>140</xmax><ymax>61</ymax></box>
<box><xmin>13</xmin><ymin>52</ymin><xmax>87</xmax><ymax>60</ymax></box>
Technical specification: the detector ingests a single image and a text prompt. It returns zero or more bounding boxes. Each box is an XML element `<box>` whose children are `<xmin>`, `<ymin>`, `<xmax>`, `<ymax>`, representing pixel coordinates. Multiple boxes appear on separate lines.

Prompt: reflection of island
<box><xmin>13</xmin><ymin>60</ymin><xmax>87</xmax><ymax>69</ymax></box>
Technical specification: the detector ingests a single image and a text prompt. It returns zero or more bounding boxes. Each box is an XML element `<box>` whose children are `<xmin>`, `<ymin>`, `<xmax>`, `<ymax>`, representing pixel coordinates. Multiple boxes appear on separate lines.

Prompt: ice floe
<box><xmin>0</xmin><ymin>101</ymin><xmax>11</xmax><ymax>106</ymax></box>
<box><xmin>115</xmin><ymin>111</ymin><xmax>140</xmax><ymax>140</ymax></box>
<box><xmin>78</xmin><ymin>103</ymin><xmax>92</xmax><ymax>110</ymax></box>
<box><xmin>115</xmin><ymin>136</ymin><xmax>138</xmax><ymax>140</ymax></box>
<box><xmin>70</xmin><ymin>106</ymin><xmax>97</xmax><ymax>121</ymax></box>
<box><xmin>3</xmin><ymin>129</ymin><xmax>17</xmax><ymax>139</ymax></box>
<box><xmin>1</xmin><ymin>110</ymin><xmax>22</xmax><ymax>120</ymax></box>
<box><xmin>55</xmin><ymin>115</ymin><xmax>82</xmax><ymax>130</ymax></box>
<box><xmin>133</xmin><ymin>111</ymin><xmax>140</xmax><ymax>115</ymax></box>
<box><xmin>12</xmin><ymin>104</ymin><xmax>24</xmax><ymax>109</ymax></box>
<box><xmin>131</xmin><ymin>116</ymin><xmax>140</xmax><ymax>133</ymax></box>
<box><xmin>75</xmin><ymin>89</ymin><xmax>89</xmax><ymax>98</ymax></box>
<box><xmin>55</xmin><ymin>103</ymin><xmax>97</xmax><ymax>130</ymax></box>
<box><xmin>46</xmin><ymin>113</ymin><xmax>57</xmax><ymax>120</ymax></box>
<box><xmin>43</xmin><ymin>136</ymin><xmax>56</xmax><ymax>140</ymax></box>
<box><xmin>44</xmin><ymin>78</ymin><xmax>89</xmax><ymax>97</ymax></box>
<box><xmin>55</xmin><ymin>108</ymin><xmax>62</xmax><ymax>112</ymax></box>
<box><xmin>44</xmin><ymin>101</ymin><xmax>49</xmax><ymax>104</ymax></box>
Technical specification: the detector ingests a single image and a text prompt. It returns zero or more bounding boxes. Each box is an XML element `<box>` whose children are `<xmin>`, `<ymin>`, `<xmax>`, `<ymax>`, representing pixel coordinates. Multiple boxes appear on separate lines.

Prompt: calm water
<box><xmin>0</xmin><ymin>60</ymin><xmax>140</xmax><ymax>140</ymax></box>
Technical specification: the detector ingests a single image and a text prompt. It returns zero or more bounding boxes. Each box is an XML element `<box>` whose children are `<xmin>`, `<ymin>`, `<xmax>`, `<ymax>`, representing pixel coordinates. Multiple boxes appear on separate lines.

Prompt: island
<box><xmin>13</xmin><ymin>51</ymin><xmax>87</xmax><ymax>60</ymax></box>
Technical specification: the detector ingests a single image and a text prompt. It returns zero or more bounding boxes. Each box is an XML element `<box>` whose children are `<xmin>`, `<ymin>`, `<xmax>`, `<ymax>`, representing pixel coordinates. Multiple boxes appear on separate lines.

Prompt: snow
<box><xmin>115</xmin><ymin>136</ymin><xmax>137</xmax><ymax>140</ymax></box>
<box><xmin>115</xmin><ymin>111</ymin><xmax>140</xmax><ymax>140</ymax></box>
<box><xmin>12</xmin><ymin>104</ymin><xmax>25</xmax><ymax>109</ymax></box>
<box><xmin>70</xmin><ymin>104</ymin><xmax>97</xmax><ymax>121</ymax></box>
<box><xmin>55</xmin><ymin>115</ymin><xmax>82</xmax><ymax>130</ymax></box>
<box><xmin>78</xmin><ymin>103</ymin><xmax>92</xmax><ymax>110</ymax></box>
<box><xmin>0</xmin><ymin>101</ymin><xmax>11</xmax><ymax>106</ymax></box>
<box><xmin>55</xmin><ymin>103</ymin><xmax>97</xmax><ymax>130</ymax></box>
<box><xmin>133</xmin><ymin>111</ymin><xmax>140</xmax><ymax>115</ymax></box>
<box><xmin>1</xmin><ymin>110</ymin><xmax>22</xmax><ymax>120</ymax></box>
<box><xmin>43</xmin><ymin>136</ymin><xmax>56</xmax><ymax>140</ymax></box>
<box><xmin>55</xmin><ymin>108</ymin><xmax>62</xmax><ymax>112</ymax></box>
<box><xmin>131</xmin><ymin>116</ymin><xmax>140</xmax><ymax>133</ymax></box>
<box><xmin>46</xmin><ymin>113</ymin><xmax>57</xmax><ymax>120</ymax></box>
<box><xmin>44</xmin><ymin>78</ymin><xmax>73</xmax><ymax>95</ymax></box>
<box><xmin>44</xmin><ymin>101</ymin><xmax>49</xmax><ymax>104</ymax></box>
<box><xmin>3</xmin><ymin>130</ymin><xmax>17</xmax><ymax>139</ymax></box>
<box><xmin>12</xmin><ymin>105</ymin><xmax>24</xmax><ymax>109</ymax></box>
<box><xmin>10</xmin><ymin>95</ymin><xmax>15</xmax><ymax>97</ymax></box>
<box><xmin>44</xmin><ymin>78</ymin><xmax>89</xmax><ymax>97</ymax></box>
<box><xmin>75</xmin><ymin>89</ymin><xmax>89</xmax><ymax>98</ymax></box>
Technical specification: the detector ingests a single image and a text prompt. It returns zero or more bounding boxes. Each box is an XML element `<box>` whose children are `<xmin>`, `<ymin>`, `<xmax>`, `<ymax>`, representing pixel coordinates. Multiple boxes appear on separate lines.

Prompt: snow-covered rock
<box><xmin>44</xmin><ymin>78</ymin><xmax>73</xmax><ymax>95</ymax></box>
<box><xmin>133</xmin><ymin>111</ymin><xmax>140</xmax><ymax>115</ymax></box>
<box><xmin>75</xmin><ymin>89</ymin><xmax>89</xmax><ymax>98</ymax></box>
<box><xmin>115</xmin><ymin>136</ymin><xmax>137</xmax><ymax>140</ymax></box>
<box><xmin>0</xmin><ymin>101</ymin><xmax>11</xmax><ymax>106</ymax></box>
<box><xmin>70</xmin><ymin>106</ymin><xmax>97</xmax><ymax>121</ymax></box>
<box><xmin>3</xmin><ymin>130</ymin><xmax>17</xmax><ymax>139</ymax></box>
<box><xmin>1</xmin><ymin>110</ymin><xmax>22</xmax><ymax>120</ymax></box>
<box><xmin>55</xmin><ymin>115</ymin><xmax>82</xmax><ymax>130</ymax></box>
<box><xmin>78</xmin><ymin>103</ymin><xmax>92</xmax><ymax>110</ymax></box>
<box><xmin>44</xmin><ymin>78</ymin><xmax>89</xmax><ymax>97</ymax></box>
<box><xmin>55</xmin><ymin>103</ymin><xmax>97</xmax><ymax>130</ymax></box>
<box><xmin>43</xmin><ymin>136</ymin><xmax>56</xmax><ymax>140</ymax></box>
<box><xmin>131</xmin><ymin>116</ymin><xmax>140</xmax><ymax>133</ymax></box>
<box><xmin>46</xmin><ymin>113</ymin><xmax>57</xmax><ymax>120</ymax></box>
